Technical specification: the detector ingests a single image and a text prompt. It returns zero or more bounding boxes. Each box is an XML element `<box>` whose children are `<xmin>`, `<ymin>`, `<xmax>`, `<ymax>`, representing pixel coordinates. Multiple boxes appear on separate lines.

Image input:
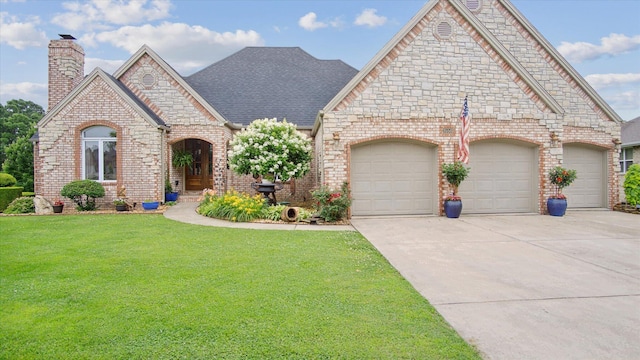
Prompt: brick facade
<box><xmin>35</xmin><ymin>0</ymin><xmax>621</xmax><ymax>213</ymax></box>
<box><xmin>36</xmin><ymin>73</ymin><xmax>165</xmax><ymax>208</ymax></box>
<box><xmin>319</xmin><ymin>0</ymin><xmax>621</xmax><ymax>214</ymax></box>
<box><xmin>48</xmin><ymin>39</ymin><xmax>84</xmax><ymax>111</ymax></box>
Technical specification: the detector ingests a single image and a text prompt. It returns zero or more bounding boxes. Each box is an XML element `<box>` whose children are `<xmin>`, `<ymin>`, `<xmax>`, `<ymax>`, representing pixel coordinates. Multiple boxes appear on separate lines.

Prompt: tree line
<box><xmin>0</xmin><ymin>99</ymin><xmax>45</xmax><ymax>192</ymax></box>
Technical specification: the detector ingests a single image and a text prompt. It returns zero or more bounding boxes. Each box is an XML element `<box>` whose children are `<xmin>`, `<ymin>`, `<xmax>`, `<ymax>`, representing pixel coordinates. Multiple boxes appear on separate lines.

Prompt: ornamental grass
<box><xmin>198</xmin><ymin>190</ymin><xmax>266</xmax><ymax>222</ymax></box>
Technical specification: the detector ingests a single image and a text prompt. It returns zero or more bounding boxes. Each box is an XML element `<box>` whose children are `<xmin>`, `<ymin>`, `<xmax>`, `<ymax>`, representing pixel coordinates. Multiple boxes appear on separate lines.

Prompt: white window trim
<box><xmin>620</xmin><ymin>147</ymin><xmax>633</xmax><ymax>173</ymax></box>
<box><xmin>81</xmin><ymin>128</ymin><xmax>117</xmax><ymax>182</ymax></box>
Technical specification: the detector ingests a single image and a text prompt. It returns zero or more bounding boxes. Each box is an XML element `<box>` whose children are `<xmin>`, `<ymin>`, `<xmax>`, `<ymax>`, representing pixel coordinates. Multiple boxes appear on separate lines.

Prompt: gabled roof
<box><xmin>321</xmin><ymin>0</ymin><xmax>621</xmax><ymax>124</ymax></box>
<box><xmin>114</xmin><ymin>45</ymin><xmax>231</xmax><ymax>127</ymax></box>
<box><xmin>497</xmin><ymin>0</ymin><xmax>622</xmax><ymax>123</ymax></box>
<box><xmin>185</xmin><ymin>47</ymin><xmax>358</xmax><ymax>128</ymax></box>
<box><xmin>38</xmin><ymin>68</ymin><xmax>166</xmax><ymax>130</ymax></box>
<box><xmin>622</xmin><ymin>116</ymin><xmax>640</xmax><ymax>147</ymax></box>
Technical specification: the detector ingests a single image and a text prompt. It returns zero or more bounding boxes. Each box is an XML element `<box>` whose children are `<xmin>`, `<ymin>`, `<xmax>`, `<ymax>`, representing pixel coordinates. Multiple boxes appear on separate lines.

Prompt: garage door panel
<box><xmin>563</xmin><ymin>145</ymin><xmax>605</xmax><ymax>208</ymax></box>
<box><xmin>351</xmin><ymin>141</ymin><xmax>435</xmax><ymax>216</ymax></box>
<box><xmin>460</xmin><ymin>141</ymin><xmax>537</xmax><ymax>213</ymax></box>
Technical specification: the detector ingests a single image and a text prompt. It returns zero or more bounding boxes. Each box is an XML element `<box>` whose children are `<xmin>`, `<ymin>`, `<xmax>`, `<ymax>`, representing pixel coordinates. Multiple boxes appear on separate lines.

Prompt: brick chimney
<box><xmin>48</xmin><ymin>35</ymin><xmax>84</xmax><ymax>111</ymax></box>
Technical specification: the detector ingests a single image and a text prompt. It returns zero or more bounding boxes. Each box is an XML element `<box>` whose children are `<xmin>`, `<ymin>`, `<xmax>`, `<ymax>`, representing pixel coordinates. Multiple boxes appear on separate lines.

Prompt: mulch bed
<box><xmin>613</xmin><ymin>203</ymin><xmax>640</xmax><ymax>215</ymax></box>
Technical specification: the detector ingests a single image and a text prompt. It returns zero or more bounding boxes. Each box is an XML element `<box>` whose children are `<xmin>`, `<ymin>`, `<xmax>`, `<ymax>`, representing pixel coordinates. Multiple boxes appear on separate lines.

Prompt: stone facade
<box><xmin>35</xmin><ymin>0</ymin><xmax>621</xmax><ymax>214</ymax></box>
<box><xmin>318</xmin><ymin>0</ymin><xmax>621</xmax><ymax>214</ymax></box>
<box><xmin>48</xmin><ymin>39</ymin><xmax>84</xmax><ymax>111</ymax></box>
<box><xmin>36</xmin><ymin>42</ymin><xmax>318</xmax><ymax>208</ymax></box>
<box><xmin>36</xmin><ymin>72</ymin><xmax>166</xmax><ymax>208</ymax></box>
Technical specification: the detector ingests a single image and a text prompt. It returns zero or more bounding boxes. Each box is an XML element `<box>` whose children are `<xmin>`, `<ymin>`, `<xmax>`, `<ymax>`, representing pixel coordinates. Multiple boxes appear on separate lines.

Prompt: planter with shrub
<box><xmin>60</xmin><ymin>179</ymin><xmax>105</xmax><ymax>211</ymax></box>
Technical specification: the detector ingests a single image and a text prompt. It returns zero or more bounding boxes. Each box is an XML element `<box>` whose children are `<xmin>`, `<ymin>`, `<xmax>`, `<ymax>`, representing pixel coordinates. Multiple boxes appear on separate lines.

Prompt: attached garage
<box><xmin>459</xmin><ymin>140</ymin><xmax>538</xmax><ymax>213</ymax></box>
<box><xmin>562</xmin><ymin>144</ymin><xmax>607</xmax><ymax>208</ymax></box>
<box><xmin>350</xmin><ymin>140</ymin><xmax>437</xmax><ymax>216</ymax></box>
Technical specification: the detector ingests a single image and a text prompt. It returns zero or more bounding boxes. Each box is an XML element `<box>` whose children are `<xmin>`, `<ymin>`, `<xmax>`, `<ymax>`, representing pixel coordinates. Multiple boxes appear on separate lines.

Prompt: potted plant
<box><xmin>172</xmin><ymin>149</ymin><xmax>193</xmax><ymax>169</ymax></box>
<box><xmin>142</xmin><ymin>199</ymin><xmax>159</xmax><ymax>210</ymax></box>
<box><xmin>52</xmin><ymin>199</ymin><xmax>64</xmax><ymax>213</ymax></box>
<box><xmin>547</xmin><ymin>166</ymin><xmax>577</xmax><ymax>216</ymax></box>
<box><xmin>113</xmin><ymin>198</ymin><xmax>128</xmax><ymax>211</ymax></box>
<box><xmin>442</xmin><ymin>161</ymin><xmax>470</xmax><ymax>218</ymax></box>
<box><xmin>165</xmin><ymin>177</ymin><xmax>179</xmax><ymax>202</ymax></box>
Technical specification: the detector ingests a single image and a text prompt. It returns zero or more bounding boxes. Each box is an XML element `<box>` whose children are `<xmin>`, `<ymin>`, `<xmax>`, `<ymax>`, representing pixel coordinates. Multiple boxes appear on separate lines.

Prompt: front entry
<box><xmin>184</xmin><ymin>139</ymin><xmax>214</xmax><ymax>191</ymax></box>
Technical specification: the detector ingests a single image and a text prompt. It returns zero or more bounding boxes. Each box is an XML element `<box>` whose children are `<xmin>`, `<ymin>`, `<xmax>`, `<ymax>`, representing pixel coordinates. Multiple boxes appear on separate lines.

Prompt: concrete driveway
<box><xmin>351</xmin><ymin>211</ymin><xmax>640</xmax><ymax>360</ymax></box>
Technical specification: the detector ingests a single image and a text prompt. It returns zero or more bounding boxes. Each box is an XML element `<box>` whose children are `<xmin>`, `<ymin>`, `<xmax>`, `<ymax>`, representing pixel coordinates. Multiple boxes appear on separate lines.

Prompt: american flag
<box><xmin>457</xmin><ymin>96</ymin><xmax>471</xmax><ymax>164</ymax></box>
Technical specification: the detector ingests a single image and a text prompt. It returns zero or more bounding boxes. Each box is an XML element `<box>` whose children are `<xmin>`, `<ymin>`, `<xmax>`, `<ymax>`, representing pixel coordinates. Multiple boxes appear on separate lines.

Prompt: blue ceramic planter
<box><xmin>142</xmin><ymin>201</ymin><xmax>159</xmax><ymax>210</ymax></box>
<box><xmin>165</xmin><ymin>192</ymin><xmax>179</xmax><ymax>202</ymax></box>
<box><xmin>444</xmin><ymin>200</ymin><xmax>463</xmax><ymax>218</ymax></box>
<box><xmin>547</xmin><ymin>198</ymin><xmax>567</xmax><ymax>216</ymax></box>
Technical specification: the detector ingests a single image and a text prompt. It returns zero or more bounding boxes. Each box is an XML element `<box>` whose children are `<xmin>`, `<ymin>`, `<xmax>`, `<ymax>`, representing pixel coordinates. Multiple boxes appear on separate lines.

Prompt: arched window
<box><xmin>82</xmin><ymin>126</ymin><xmax>116</xmax><ymax>181</ymax></box>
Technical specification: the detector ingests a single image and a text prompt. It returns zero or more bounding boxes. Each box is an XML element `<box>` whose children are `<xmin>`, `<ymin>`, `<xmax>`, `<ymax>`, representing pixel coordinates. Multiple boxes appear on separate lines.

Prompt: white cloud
<box><xmin>604</xmin><ymin>90</ymin><xmax>640</xmax><ymax>115</ymax></box>
<box><xmin>83</xmin><ymin>22</ymin><xmax>264</xmax><ymax>74</ymax></box>
<box><xmin>0</xmin><ymin>81</ymin><xmax>47</xmax><ymax>107</ymax></box>
<box><xmin>51</xmin><ymin>0</ymin><xmax>172</xmax><ymax>31</ymax></box>
<box><xmin>299</xmin><ymin>12</ymin><xmax>327</xmax><ymax>31</ymax></box>
<box><xmin>558</xmin><ymin>33</ymin><xmax>640</xmax><ymax>63</ymax></box>
<box><xmin>0</xmin><ymin>12</ymin><xmax>47</xmax><ymax>49</ymax></box>
<box><xmin>354</xmin><ymin>8</ymin><xmax>387</xmax><ymax>28</ymax></box>
<box><xmin>85</xmin><ymin>57</ymin><xmax>126</xmax><ymax>75</ymax></box>
<box><xmin>585</xmin><ymin>73</ymin><xmax>640</xmax><ymax>90</ymax></box>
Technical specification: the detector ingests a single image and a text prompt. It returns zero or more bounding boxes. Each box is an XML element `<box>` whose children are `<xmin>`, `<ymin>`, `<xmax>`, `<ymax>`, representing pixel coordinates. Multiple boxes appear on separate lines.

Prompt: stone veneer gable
<box><xmin>319</xmin><ymin>0</ymin><xmax>620</xmax><ymax>213</ymax></box>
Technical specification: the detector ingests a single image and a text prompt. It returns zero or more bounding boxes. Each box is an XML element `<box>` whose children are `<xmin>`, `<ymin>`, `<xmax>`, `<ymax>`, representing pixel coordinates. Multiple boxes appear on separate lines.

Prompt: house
<box><xmin>35</xmin><ymin>43</ymin><xmax>356</xmax><ymax>205</ymax></box>
<box><xmin>621</xmin><ymin>116</ymin><xmax>640</xmax><ymax>172</ymax></box>
<box><xmin>314</xmin><ymin>0</ymin><xmax>621</xmax><ymax>215</ymax></box>
<box><xmin>620</xmin><ymin>116</ymin><xmax>640</xmax><ymax>202</ymax></box>
<box><xmin>34</xmin><ymin>0</ymin><xmax>621</xmax><ymax>216</ymax></box>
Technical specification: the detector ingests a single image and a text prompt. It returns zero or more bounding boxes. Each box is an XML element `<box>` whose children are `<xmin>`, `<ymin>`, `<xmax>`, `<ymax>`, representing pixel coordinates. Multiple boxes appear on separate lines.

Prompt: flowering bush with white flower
<box><xmin>228</xmin><ymin>118</ymin><xmax>312</xmax><ymax>180</ymax></box>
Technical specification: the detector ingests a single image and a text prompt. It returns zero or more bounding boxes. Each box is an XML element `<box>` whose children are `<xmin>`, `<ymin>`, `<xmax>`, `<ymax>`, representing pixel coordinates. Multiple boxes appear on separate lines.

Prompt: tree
<box><xmin>3</xmin><ymin>136</ymin><xmax>34</xmax><ymax>192</ymax></box>
<box><xmin>228</xmin><ymin>118</ymin><xmax>312</xmax><ymax>181</ymax></box>
<box><xmin>1</xmin><ymin>99</ymin><xmax>45</xmax><ymax>119</ymax></box>
<box><xmin>0</xmin><ymin>99</ymin><xmax>44</xmax><ymax>192</ymax></box>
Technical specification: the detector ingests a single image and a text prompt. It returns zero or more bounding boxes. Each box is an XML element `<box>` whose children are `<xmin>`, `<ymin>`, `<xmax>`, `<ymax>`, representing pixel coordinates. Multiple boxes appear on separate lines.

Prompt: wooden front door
<box><xmin>184</xmin><ymin>139</ymin><xmax>214</xmax><ymax>191</ymax></box>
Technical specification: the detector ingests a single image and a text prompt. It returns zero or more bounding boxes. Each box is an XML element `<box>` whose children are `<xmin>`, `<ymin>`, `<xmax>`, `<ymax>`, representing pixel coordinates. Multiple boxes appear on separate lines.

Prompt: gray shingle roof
<box><xmin>622</xmin><ymin>116</ymin><xmax>640</xmax><ymax>146</ymax></box>
<box><xmin>106</xmin><ymin>71</ymin><xmax>167</xmax><ymax>127</ymax></box>
<box><xmin>185</xmin><ymin>47</ymin><xmax>357</xmax><ymax>128</ymax></box>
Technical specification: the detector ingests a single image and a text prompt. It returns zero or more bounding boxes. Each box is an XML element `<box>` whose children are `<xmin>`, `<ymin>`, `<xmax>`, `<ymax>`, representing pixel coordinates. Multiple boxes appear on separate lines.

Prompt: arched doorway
<box><xmin>183</xmin><ymin>139</ymin><xmax>213</xmax><ymax>191</ymax></box>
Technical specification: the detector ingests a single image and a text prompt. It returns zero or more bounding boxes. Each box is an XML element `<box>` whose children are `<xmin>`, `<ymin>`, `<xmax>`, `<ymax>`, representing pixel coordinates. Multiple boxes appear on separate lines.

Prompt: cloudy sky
<box><xmin>1</xmin><ymin>0</ymin><xmax>639</xmax><ymax>120</ymax></box>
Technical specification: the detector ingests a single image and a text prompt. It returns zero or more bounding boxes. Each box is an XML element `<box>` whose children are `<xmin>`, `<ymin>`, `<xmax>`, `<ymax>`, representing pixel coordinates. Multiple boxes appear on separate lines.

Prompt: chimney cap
<box><xmin>58</xmin><ymin>34</ymin><xmax>76</xmax><ymax>40</ymax></box>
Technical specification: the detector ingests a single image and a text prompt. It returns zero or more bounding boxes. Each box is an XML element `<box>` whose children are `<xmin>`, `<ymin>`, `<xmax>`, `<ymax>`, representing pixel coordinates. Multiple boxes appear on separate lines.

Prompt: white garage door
<box><xmin>459</xmin><ymin>140</ymin><xmax>537</xmax><ymax>213</ymax></box>
<box><xmin>351</xmin><ymin>140</ymin><xmax>436</xmax><ymax>216</ymax></box>
<box><xmin>563</xmin><ymin>144</ymin><xmax>606</xmax><ymax>208</ymax></box>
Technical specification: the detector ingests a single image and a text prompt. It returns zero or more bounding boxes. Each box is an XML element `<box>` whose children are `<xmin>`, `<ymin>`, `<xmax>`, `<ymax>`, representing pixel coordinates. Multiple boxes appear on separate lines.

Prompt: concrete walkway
<box><xmin>164</xmin><ymin>202</ymin><xmax>355</xmax><ymax>231</ymax></box>
<box><xmin>351</xmin><ymin>211</ymin><xmax>640</xmax><ymax>360</ymax></box>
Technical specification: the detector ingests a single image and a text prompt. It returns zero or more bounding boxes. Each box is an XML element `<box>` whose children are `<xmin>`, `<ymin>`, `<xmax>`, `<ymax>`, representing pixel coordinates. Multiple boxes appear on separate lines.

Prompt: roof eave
<box><xmin>38</xmin><ymin>68</ymin><xmax>168</xmax><ymax>130</ymax></box>
<box><xmin>498</xmin><ymin>0</ymin><xmax>622</xmax><ymax>123</ymax></box>
<box><xmin>448</xmin><ymin>0</ymin><xmax>564</xmax><ymax>115</ymax></box>
<box><xmin>322</xmin><ymin>1</ymin><xmax>440</xmax><ymax>114</ymax></box>
<box><xmin>113</xmin><ymin>45</ymin><xmax>232</xmax><ymax>126</ymax></box>
<box><xmin>322</xmin><ymin>0</ymin><xmax>564</xmax><ymax>117</ymax></box>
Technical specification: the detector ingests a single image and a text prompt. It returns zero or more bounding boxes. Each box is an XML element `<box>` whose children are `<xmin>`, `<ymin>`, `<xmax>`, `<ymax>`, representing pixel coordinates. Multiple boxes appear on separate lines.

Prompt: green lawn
<box><xmin>0</xmin><ymin>214</ymin><xmax>480</xmax><ymax>359</ymax></box>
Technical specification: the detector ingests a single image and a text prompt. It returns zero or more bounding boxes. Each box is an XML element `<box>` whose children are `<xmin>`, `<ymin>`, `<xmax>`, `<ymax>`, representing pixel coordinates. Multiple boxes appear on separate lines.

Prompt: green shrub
<box><xmin>0</xmin><ymin>186</ymin><xmax>24</xmax><ymax>212</ymax></box>
<box><xmin>60</xmin><ymin>180</ymin><xmax>105</xmax><ymax>211</ymax></box>
<box><xmin>22</xmin><ymin>192</ymin><xmax>35</xmax><ymax>197</ymax></box>
<box><xmin>0</xmin><ymin>173</ymin><xmax>17</xmax><ymax>187</ymax></box>
<box><xmin>623</xmin><ymin>164</ymin><xmax>640</xmax><ymax>206</ymax></box>
<box><xmin>261</xmin><ymin>204</ymin><xmax>287</xmax><ymax>221</ymax></box>
<box><xmin>198</xmin><ymin>190</ymin><xmax>266</xmax><ymax>222</ymax></box>
<box><xmin>311</xmin><ymin>182</ymin><xmax>352</xmax><ymax>222</ymax></box>
<box><xmin>3</xmin><ymin>196</ymin><xmax>35</xmax><ymax>214</ymax></box>
<box><xmin>442</xmin><ymin>161</ymin><xmax>470</xmax><ymax>197</ymax></box>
